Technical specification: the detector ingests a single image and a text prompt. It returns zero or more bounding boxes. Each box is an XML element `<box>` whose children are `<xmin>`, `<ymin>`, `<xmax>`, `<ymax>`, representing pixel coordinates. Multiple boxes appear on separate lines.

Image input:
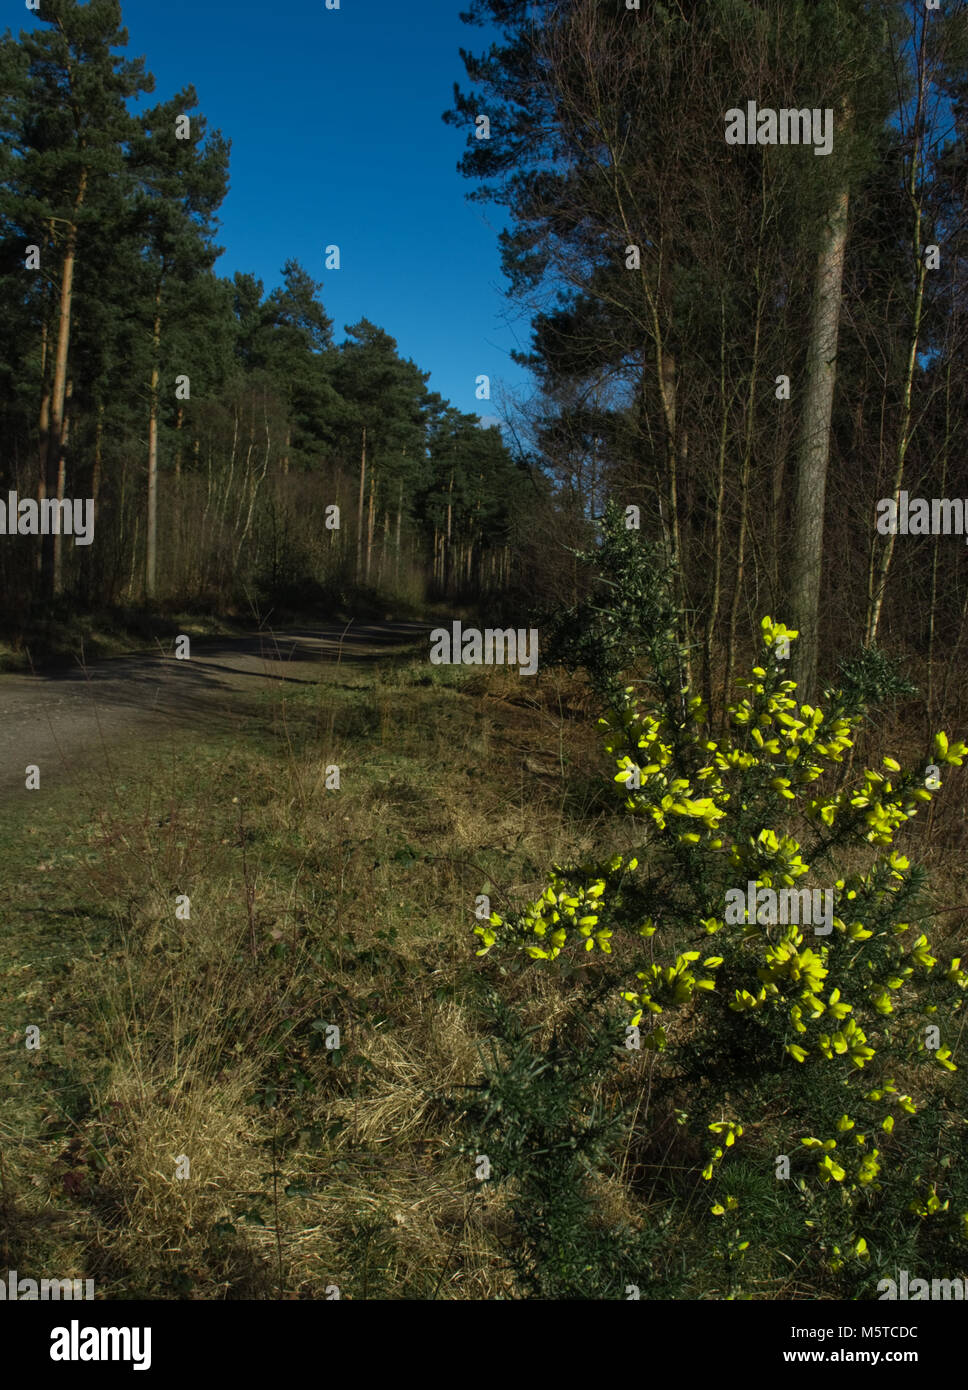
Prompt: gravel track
<box><xmin>0</xmin><ymin>620</ymin><xmax>431</xmax><ymax>801</ymax></box>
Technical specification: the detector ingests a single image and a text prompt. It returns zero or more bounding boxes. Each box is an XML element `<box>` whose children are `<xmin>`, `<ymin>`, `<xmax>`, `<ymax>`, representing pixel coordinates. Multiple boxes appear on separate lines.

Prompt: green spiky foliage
<box><xmin>470</xmin><ymin>509</ymin><xmax>968</xmax><ymax>1299</ymax></box>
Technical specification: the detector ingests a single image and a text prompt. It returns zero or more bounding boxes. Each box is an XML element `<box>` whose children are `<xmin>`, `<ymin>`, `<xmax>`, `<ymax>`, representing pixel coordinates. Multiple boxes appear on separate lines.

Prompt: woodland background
<box><xmin>3</xmin><ymin>0</ymin><xmax>968</xmax><ymax>1306</ymax></box>
<box><xmin>1</xmin><ymin>0</ymin><xmax>967</xmax><ymax>714</ymax></box>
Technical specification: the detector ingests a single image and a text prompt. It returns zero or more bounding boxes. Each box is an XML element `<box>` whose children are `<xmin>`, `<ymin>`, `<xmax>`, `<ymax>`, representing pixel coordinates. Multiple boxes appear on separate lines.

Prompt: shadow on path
<box><xmin>0</xmin><ymin>620</ymin><xmax>432</xmax><ymax>801</ymax></box>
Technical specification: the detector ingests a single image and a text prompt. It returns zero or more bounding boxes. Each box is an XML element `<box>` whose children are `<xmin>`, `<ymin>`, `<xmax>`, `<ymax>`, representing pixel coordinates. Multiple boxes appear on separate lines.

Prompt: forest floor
<box><xmin>0</xmin><ymin>632</ymin><xmax>600</xmax><ymax>1298</ymax></box>
<box><xmin>1</xmin><ymin>631</ymin><xmax>965</xmax><ymax>1299</ymax></box>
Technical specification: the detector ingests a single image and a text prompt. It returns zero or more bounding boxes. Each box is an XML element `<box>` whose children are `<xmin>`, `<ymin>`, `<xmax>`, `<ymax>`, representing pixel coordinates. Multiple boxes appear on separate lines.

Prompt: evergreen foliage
<box><xmin>468</xmin><ymin>508</ymin><xmax>968</xmax><ymax>1298</ymax></box>
<box><xmin>0</xmin><ymin>0</ymin><xmax>528</xmax><ymax>619</ymax></box>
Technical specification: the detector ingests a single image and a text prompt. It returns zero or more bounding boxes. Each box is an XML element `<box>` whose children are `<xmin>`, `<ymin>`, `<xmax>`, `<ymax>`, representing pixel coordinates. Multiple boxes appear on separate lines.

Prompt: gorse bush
<box><xmin>451</xmin><ymin>994</ymin><xmax>672</xmax><ymax>1299</ymax></box>
<box><xmin>532</xmin><ymin>499</ymin><xmax>691</xmax><ymax>710</ymax></box>
<box><xmin>471</xmin><ymin>514</ymin><xmax>968</xmax><ymax>1298</ymax></box>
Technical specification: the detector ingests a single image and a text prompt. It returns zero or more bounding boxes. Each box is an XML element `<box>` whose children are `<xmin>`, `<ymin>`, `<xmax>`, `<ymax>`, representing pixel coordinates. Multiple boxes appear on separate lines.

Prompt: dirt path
<box><xmin>0</xmin><ymin>620</ymin><xmax>431</xmax><ymax>800</ymax></box>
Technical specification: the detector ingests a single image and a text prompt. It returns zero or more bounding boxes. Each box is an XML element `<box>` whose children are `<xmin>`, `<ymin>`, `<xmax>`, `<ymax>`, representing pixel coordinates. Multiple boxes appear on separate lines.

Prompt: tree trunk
<box><xmin>725</xmin><ymin>279</ymin><xmax>765</xmax><ymax>723</ymax></box>
<box><xmin>771</xmin><ymin>418</ymin><xmax>791</xmax><ymax>603</ymax></box>
<box><xmin>865</xmin><ymin>58</ymin><xmax>929</xmax><ymax>648</ymax></box>
<box><xmin>52</xmin><ymin>377</ymin><xmax>72</xmax><ymax>594</ymax></box>
<box><xmin>446</xmin><ymin>470</ymin><xmax>454</xmax><ymax>595</ymax></box>
<box><xmin>657</xmin><ymin>349</ymin><xmax>692</xmax><ymax>693</ymax></box>
<box><xmin>927</xmin><ymin>354</ymin><xmax>953</xmax><ymax>720</ymax></box>
<box><xmin>170</xmin><ymin>404</ymin><xmax>182</xmax><ymax>591</ymax></box>
<box><xmin>788</xmin><ymin>183</ymin><xmax>850</xmax><ymax>700</ymax></box>
<box><xmin>365</xmin><ymin>466</ymin><xmax>375</xmax><ymax>581</ymax></box>
<box><xmin>174</xmin><ymin>404</ymin><xmax>184</xmax><ymax>479</ymax></box>
<box><xmin>356</xmin><ymin>425</ymin><xmax>366</xmax><ymax>579</ymax></box>
<box><xmin>145</xmin><ymin>281</ymin><xmax>163</xmax><ymax>598</ymax></box>
<box><xmin>36</xmin><ymin>315</ymin><xmax>50</xmax><ymax>576</ymax></box>
<box><xmin>395</xmin><ymin>480</ymin><xmax>403</xmax><ymax>585</ymax></box>
<box><xmin>705</xmin><ymin>299</ymin><xmax>730</xmax><ymax>726</ymax></box>
<box><xmin>92</xmin><ymin>399</ymin><xmax>103</xmax><ymax>506</ymax></box>
<box><xmin>44</xmin><ymin>170</ymin><xmax>87</xmax><ymax>594</ymax></box>
<box><xmin>235</xmin><ymin>394</ymin><xmax>270</xmax><ymax>569</ymax></box>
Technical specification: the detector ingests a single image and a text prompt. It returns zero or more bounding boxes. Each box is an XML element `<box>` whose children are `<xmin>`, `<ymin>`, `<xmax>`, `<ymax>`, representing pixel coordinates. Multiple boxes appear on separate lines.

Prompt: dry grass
<box><xmin>0</xmin><ymin>656</ymin><xmax>601</xmax><ymax>1299</ymax></box>
<box><xmin>2</xmin><ymin>646</ymin><xmax>966</xmax><ymax>1299</ymax></box>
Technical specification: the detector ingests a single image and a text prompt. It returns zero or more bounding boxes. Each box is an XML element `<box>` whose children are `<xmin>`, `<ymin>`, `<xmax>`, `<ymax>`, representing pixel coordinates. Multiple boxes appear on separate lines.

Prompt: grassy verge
<box><xmin>0</xmin><ymin>653</ymin><xmax>605</xmax><ymax>1298</ymax></box>
<box><xmin>2</xmin><ymin>647</ymin><xmax>965</xmax><ymax>1299</ymax></box>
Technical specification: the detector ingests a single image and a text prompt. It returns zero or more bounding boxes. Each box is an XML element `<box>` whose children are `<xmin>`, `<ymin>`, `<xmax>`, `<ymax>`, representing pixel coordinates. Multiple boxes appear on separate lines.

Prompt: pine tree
<box><xmin>127</xmin><ymin>87</ymin><xmax>228</xmax><ymax>596</ymax></box>
<box><xmin>5</xmin><ymin>0</ymin><xmax>153</xmax><ymax>594</ymax></box>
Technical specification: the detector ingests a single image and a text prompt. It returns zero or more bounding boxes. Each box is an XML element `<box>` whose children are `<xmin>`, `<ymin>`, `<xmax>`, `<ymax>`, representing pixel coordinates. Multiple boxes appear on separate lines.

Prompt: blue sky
<box><xmin>41</xmin><ymin>0</ymin><xmax>538</xmax><ymax>426</ymax></box>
